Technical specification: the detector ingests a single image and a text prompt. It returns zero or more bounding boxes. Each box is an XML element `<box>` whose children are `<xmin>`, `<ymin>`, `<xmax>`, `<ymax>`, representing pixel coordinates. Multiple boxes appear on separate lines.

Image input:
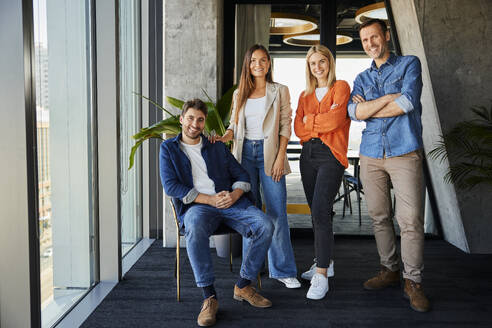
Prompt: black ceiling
<box><xmin>268</xmin><ymin>0</ymin><xmax>392</xmax><ymax>55</ymax></box>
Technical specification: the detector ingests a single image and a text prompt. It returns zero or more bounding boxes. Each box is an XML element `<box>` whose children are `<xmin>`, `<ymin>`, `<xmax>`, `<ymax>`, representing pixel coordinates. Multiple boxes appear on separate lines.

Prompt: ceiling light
<box><xmin>355</xmin><ymin>2</ymin><xmax>388</xmax><ymax>24</ymax></box>
<box><xmin>283</xmin><ymin>30</ymin><xmax>353</xmax><ymax>47</ymax></box>
<box><xmin>270</xmin><ymin>12</ymin><xmax>318</xmax><ymax>35</ymax></box>
<box><xmin>336</xmin><ymin>34</ymin><xmax>353</xmax><ymax>45</ymax></box>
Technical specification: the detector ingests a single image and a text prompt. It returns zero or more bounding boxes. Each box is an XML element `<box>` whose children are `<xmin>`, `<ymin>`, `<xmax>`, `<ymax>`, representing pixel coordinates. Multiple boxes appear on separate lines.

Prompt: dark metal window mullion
<box><xmin>22</xmin><ymin>0</ymin><xmax>42</xmax><ymax>326</ymax></box>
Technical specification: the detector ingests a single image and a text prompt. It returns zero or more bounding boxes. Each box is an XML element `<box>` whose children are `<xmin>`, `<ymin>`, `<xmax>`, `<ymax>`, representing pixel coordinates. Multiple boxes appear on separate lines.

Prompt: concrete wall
<box><xmin>164</xmin><ymin>0</ymin><xmax>222</xmax><ymax>103</ymax></box>
<box><xmin>162</xmin><ymin>0</ymin><xmax>223</xmax><ymax>246</ymax></box>
<box><xmin>391</xmin><ymin>0</ymin><xmax>492</xmax><ymax>253</ymax></box>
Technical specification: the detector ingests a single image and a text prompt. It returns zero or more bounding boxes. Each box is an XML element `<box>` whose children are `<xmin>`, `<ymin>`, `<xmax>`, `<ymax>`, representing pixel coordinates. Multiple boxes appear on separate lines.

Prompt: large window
<box><xmin>119</xmin><ymin>0</ymin><xmax>143</xmax><ymax>256</ymax></box>
<box><xmin>33</xmin><ymin>0</ymin><xmax>97</xmax><ymax>326</ymax></box>
<box><xmin>272</xmin><ymin>56</ymin><xmax>371</xmax><ymax>150</ymax></box>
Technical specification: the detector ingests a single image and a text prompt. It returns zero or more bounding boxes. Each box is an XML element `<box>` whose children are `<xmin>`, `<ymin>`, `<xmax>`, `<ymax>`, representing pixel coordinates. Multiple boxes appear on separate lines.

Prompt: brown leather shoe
<box><xmin>197</xmin><ymin>296</ymin><xmax>218</xmax><ymax>327</ymax></box>
<box><xmin>363</xmin><ymin>266</ymin><xmax>400</xmax><ymax>290</ymax></box>
<box><xmin>233</xmin><ymin>285</ymin><xmax>272</xmax><ymax>308</ymax></box>
<box><xmin>404</xmin><ymin>279</ymin><xmax>431</xmax><ymax>312</ymax></box>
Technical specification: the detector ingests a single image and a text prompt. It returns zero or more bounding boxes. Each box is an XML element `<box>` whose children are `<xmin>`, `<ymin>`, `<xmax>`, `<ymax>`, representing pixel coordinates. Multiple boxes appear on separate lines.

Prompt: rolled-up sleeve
<box><xmin>394</xmin><ymin>95</ymin><xmax>414</xmax><ymax>114</ymax></box>
<box><xmin>232</xmin><ymin>181</ymin><xmax>251</xmax><ymax>193</ymax></box>
<box><xmin>348</xmin><ymin>75</ymin><xmax>363</xmax><ymax>122</ymax></box>
<box><xmin>348</xmin><ymin>103</ymin><xmax>359</xmax><ymax>121</ymax></box>
<box><xmin>182</xmin><ymin>188</ymin><xmax>199</xmax><ymax>204</ymax></box>
<box><xmin>396</xmin><ymin>56</ymin><xmax>422</xmax><ymax>114</ymax></box>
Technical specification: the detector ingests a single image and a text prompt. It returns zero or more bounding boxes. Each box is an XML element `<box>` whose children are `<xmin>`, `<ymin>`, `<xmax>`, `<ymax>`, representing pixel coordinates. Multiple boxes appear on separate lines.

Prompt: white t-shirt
<box><xmin>315</xmin><ymin>87</ymin><xmax>328</xmax><ymax>102</ymax></box>
<box><xmin>244</xmin><ymin>96</ymin><xmax>266</xmax><ymax>140</ymax></box>
<box><xmin>179</xmin><ymin>138</ymin><xmax>216</xmax><ymax>195</ymax></box>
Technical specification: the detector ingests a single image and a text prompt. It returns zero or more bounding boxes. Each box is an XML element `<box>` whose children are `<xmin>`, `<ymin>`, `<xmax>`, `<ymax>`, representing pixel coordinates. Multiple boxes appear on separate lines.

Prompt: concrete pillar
<box><xmin>162</xmin><ymin>0</ymin><xmax>223</xmax><ymax>247</ymax></box>
<box><xmin>391</xmin><ymin>0</ymin><xmax>492</xmax><ymax>253</ymax></box>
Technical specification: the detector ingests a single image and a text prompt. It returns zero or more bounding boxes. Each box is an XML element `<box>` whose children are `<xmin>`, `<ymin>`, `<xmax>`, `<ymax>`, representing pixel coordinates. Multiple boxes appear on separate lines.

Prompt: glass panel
<box><xmin>272</xmin><ymin>56</ymin><xmax>372</xmax><ymax>230</ymax></box>
<box><xmin>272</xmin><ymin>57</ymin><xmax>308</xmax><ymax>222</ymax></box>
<box><xmin>335</xmin><ymin>57</ymin><xmax>372</xmax><ymax>152</ymax></box>
<box><xmin>33</xmin><ymin>0</ymin><xmax>97</xmax><ymax>326</ymax></box>
<box><xmin>119</xmin><ymin>0</ymin><xmax>142</xmax><ymax>257</ymax></box>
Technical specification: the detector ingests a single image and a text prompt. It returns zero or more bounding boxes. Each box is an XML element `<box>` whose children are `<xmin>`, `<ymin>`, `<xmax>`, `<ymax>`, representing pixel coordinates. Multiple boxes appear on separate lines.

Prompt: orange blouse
<box><xmin>294</xmin><ymin>80</ymin><xmax>351</xmax><ymax>168</ymax></box>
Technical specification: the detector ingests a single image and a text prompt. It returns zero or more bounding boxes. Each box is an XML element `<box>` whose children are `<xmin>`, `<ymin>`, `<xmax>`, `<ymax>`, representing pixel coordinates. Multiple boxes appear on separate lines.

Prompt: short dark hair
<box><xmin>181</xmin><ymin>98</ymin><xmax>208</xmax><ymax>116</ymax></box>
<box><xmin>359</xmin><ymin>18</ymin><xmax>388</xmax><ymax>34</ymax></box>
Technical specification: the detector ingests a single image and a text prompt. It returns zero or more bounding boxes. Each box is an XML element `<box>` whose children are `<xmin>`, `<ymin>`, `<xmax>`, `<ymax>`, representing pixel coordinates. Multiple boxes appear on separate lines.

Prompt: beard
<box><xmin>369</xmin><ymin>43</ymin><xmax>388</xmax><ymax>60</ymax></box>
<box><xmin>183</xmin><ymin>127</ymin><xmax>201</xmax><ymax>139</ymax></box>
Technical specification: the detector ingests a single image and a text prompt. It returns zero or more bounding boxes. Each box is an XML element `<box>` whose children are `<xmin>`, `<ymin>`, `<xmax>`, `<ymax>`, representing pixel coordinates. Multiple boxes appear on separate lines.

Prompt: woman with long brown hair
<box><xmin>294</xmin><ymin>45</ymin><xmax>351</xmax><ymax>299</ymax></box>
<box><xmin>212</xmin><ymin>44</ymin><xmax>299</xmax><ymax>289</ymax></box>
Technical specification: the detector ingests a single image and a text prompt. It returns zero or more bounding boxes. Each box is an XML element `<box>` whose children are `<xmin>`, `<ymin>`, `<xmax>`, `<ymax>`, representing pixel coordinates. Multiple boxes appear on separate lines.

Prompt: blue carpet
<box><xmin>82</xmin><ymin>235</ymin><xmax>492</xmax><ymax>327</ymax></box>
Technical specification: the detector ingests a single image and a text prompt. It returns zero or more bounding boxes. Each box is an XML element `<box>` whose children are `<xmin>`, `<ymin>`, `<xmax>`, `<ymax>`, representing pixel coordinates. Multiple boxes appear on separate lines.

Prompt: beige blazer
<box><xmin>228</xmin><ymin>82</ymin><xmax>292</xmax><ymax>176</ymax></box>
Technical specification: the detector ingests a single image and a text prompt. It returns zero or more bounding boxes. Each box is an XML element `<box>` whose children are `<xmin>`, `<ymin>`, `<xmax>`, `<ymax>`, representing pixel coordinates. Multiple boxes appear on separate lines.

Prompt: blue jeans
<box><xmin>241</xmin><ymin>139</ymin><xmax>297</xmax><ymax>278</ymax></box>
<box><xmin>182</xmin><ymin>196</ymin><xmax>273</xmax><ymax>287</ymax></box>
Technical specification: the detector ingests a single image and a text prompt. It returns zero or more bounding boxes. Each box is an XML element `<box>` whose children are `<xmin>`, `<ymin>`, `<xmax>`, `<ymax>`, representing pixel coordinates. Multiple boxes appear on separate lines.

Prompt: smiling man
<box><xmin>159</xmin><ymin>99</ymin><xmax>274</xmax><ymax>326</ymax></box>
<box><xmin>348</xmin><ymin>19</ymin><xmax>430</xmax><ymax>312</ymax></box>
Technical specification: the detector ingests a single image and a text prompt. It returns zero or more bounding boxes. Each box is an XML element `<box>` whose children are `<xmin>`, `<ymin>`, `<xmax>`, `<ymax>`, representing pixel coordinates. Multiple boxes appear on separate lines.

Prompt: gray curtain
<box><xmin>235</xmin><ymin>4</ymin><xmax>271</xmax><ymax>84</ymax></box>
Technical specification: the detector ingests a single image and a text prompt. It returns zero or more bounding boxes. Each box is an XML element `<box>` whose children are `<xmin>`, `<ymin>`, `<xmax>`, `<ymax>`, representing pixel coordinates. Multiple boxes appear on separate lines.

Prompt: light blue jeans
<box><xmin>241</xmin><ymin>139</ymin><xmax>297</xmax><ymax>278</ymax></box>
<box><xmin>182</xmin><ymin>197</ymin><xmax>273</xmax><ymax>287</ymax></box>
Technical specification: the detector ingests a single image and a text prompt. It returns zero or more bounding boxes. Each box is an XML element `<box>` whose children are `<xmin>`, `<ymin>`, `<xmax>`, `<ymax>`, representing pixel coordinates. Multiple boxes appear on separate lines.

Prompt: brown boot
<box><xmin>233</xmin><ymin>285</ymin><xmax>272</xmax><ymax>308</ymax></box>
<box><xmin>404</xmin><ymin>279</ymin><xmax>431</xmax><ymax>312</ymax></box>
<box><xmin>363</xmin><ymin>266</ymin><xmax>400</xmax><ymax>290</ymax></box>
<box><xmin>197</xmin><ymin>296</ymin><xmax>219</xmax><ymax>327</ymax></box>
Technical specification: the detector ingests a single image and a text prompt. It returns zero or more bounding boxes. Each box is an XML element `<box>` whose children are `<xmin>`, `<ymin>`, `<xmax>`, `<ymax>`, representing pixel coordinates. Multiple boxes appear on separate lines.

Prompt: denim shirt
<box><xmin>159</xmin><ymin>134</ymin><xmax>251</xmax><ymax>222</ymax></box>
<box><xmin>348</xmin><ymin>53</ymin><xmax>423</xmax><ymax>159</ymax></box>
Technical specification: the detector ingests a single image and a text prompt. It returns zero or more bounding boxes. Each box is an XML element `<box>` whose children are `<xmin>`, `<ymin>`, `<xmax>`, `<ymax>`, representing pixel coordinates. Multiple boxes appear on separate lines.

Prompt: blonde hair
<box><xmin>305</xmin><ymin>45</ymin><xmax>336</xmax><ymax>95</ymax></box>
<box><xmin>234</xmin><ymin>44</ymin><xmax>273</xmax><ymax>124</ymax></box>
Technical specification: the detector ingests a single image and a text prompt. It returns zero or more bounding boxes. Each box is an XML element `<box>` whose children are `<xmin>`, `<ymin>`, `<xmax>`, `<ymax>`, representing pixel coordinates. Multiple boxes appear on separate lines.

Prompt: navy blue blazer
<box><xmin>159</xmin><ymin>133</ymin><xmax>252</xmax><ymax>223</ymax></box>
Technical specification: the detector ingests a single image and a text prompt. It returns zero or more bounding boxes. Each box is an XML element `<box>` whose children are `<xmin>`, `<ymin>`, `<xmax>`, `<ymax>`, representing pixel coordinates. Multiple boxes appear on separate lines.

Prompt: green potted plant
<box><xmin>428</xmin><ymin>102</ymin><xmax>492</xmax><ymax>190</ymax></box>
<box><xmin>129</xmin><ymin>86</ymin><xmax>241</xmax><ymax>258</ymax></box>
<box><xmin>128</xmin><ymin>86</ymin><xmax>236</xmax><ymax>169</ymax></box>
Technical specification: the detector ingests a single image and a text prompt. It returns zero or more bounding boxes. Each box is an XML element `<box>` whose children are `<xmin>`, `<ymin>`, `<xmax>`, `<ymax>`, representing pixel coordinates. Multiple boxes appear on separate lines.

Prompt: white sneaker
<box><xmin>301</xmin><ymin>260</ymin><xmax>334</xmax><ymax>280</ymax></box>
<box><xmin>306</xmin><ymin>273</ymin><xmax>329</xmax><ymax>300</ymax></box>
<box><xmin>276</xmin><ymin>277</ymin><xmax>301</xmax><ymax>288</ymax></box>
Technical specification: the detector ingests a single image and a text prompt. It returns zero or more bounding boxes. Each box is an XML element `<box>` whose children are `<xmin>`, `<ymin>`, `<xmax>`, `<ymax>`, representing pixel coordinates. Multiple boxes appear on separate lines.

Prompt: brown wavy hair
<box><xmin>234</xmin><ymin>44</ymin><xmax>273</xmax><ymax>124</ymax></box>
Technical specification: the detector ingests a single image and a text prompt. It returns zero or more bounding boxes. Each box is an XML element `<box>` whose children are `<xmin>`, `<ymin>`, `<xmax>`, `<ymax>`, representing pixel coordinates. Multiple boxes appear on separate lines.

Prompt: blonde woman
<box><xmin>212</xmin><ymin>44</ymin><xmax>299</xmax><ymax>288</ymax></box>
<box><xmin>294</xmin><ymin>45</ymin><xmax>351</xmax><ymax>299</ymax></box>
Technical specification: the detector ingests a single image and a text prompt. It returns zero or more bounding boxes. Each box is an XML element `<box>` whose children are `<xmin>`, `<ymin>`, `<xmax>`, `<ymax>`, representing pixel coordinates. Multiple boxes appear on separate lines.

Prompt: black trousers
<box><xmin>300</xmin><ymin>139</ymin><xmax>345</xmax><ymax>268</ymax></box>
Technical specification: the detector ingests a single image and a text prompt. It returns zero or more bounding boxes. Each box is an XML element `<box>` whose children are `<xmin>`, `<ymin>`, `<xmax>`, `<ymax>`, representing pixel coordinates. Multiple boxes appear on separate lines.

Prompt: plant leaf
<box><xmin>166</xmin><ymin>96</ymin><xmax>185</xmax><ymax>111</ymax></box>
<box><xmin>204</xmin><ymin>102</ymin><xmax>225</xmax><ymax>136</ymax></box>
<box><xmin>132</xmin><ymin>116</ymin><xmax>181</xmax><ymax>140</ymax></box>
<box><xmin>201</xmin><ymin>88</ymin><xmax>215</xmax><ymax>106</ymax></box>
<box><xmin>128</xmin><ymin>133</ymin><xmax>166</xmax><ymax>170</ymax></box>
<box><xmin>128</xmin><ymin>139</ymin><xmax>144</xmax><ymax>170</ymax></box>
<box><xmin>217</xmin><ymin>85</ymin><xmax>237</xmax><ymax>127</ymax></box>
<box><xmin>133</xmin><ymin>92</ymin><xmax>177</xmax><ymax>119</ymax></box>
<box><xmin>429</xmin><ymin>101</ymin><xmax>492</xmax><ymax>190</ymax></box>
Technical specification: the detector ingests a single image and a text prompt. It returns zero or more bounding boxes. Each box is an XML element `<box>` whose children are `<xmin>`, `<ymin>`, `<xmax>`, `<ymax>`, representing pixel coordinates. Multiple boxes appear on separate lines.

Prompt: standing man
<box><xmin>348</xmin><ymin>19</ymin><xmax>430</xmax><ymax>312</ymax></box>
<box><xmin>160</xmin><ymin>99</ymin><xmax>274</xmax><ymax>327</ymax></box>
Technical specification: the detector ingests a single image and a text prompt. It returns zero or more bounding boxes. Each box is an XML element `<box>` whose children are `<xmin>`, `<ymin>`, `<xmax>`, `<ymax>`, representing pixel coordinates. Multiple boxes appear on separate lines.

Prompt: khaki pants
<box><xmin>360</xmin><ymin>150</ymin><xmax>425</xmax><ymax>283</ymax></box>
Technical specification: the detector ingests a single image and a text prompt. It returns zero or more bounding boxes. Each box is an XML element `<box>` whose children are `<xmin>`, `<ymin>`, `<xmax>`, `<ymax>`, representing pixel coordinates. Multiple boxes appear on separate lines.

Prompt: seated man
<box><xmin>159</xmin><ymin>98</ymin><xmax>274</xmax><ymax>327</ymax></box>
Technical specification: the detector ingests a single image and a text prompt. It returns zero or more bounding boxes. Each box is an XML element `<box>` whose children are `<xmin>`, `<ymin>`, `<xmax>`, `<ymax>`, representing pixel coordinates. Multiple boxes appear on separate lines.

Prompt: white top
<box><xmin>179</xmin><ymin>138</ymin><xmax>216</xmax><ymax>195</ymax></box>
<box><xmin>315</xmin><ymin>87</ymin><xmax>328</xmax><ymax>102</ymax></box>
<box><xmin>244</xmin><ymin>96</ymin><xmax>266</xmax><ymax>140</ymax></box>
